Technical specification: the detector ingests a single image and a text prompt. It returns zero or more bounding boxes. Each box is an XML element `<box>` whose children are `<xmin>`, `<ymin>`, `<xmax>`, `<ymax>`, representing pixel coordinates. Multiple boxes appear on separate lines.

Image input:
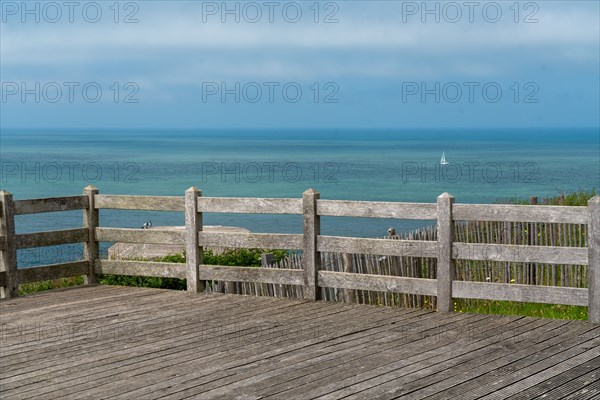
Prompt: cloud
<box><xmin>0</xmin><ymin>0</ymin><xmax>598</xmax><ymax>98</ymax></box>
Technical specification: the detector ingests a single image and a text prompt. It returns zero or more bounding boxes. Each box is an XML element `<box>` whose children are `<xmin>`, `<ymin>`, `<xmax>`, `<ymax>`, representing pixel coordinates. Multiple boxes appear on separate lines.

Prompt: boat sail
<box><xmin>440</xmin><ymin>152</ymin><xmax>448</xmax><ymax>165</ymax></box>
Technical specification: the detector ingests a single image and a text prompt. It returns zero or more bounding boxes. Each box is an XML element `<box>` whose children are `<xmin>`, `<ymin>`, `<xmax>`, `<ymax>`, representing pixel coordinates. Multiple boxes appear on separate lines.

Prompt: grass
<box><xmin>453</xmin><ymin>299</ymin><xmax>588</xmax><ymax>320</ymax></box>
<box><xmin>19</xmin><ymin>276</ymin><xmax>84</xmax><ymax>295</ymax></box>
<box><xmin>500</xmin><ymin>188</ymin><xmax>597</xmax><ymax>206</ymax></box>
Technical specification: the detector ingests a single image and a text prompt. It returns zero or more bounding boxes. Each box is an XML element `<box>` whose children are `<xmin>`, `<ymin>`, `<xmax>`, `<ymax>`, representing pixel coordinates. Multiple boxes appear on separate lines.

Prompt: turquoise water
<box><xmin>1</xmin><ymin>129</ymin><xmax>598</xmax><ymax>266</ymax></box>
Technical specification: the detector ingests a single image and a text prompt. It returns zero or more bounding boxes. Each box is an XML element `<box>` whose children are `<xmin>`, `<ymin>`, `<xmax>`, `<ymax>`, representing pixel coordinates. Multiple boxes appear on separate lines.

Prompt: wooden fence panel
<box><xmin>2</xmin><ymin>189</ymin><xmax>597</xmax><ymax>317</ymax></box>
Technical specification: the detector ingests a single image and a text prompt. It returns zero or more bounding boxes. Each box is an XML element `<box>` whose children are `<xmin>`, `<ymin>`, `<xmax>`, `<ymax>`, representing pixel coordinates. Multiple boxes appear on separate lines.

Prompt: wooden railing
<box><xmin>0</xmin><ymin>186</ymin><xmax>598</xmax><ymax>323</ymax></box>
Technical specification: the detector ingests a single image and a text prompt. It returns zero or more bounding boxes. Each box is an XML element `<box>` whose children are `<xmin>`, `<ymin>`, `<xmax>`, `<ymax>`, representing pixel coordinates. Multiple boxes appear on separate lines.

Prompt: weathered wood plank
<box><xmin>453</xmin><ymin>242</ymin><xmax>589</xmax><ymax>265</ymax></box>
<box><xmin>303</xmin><ymin>189</ymin><xmax>320</xmax><ymax>301</ymax></box>
<box><xmin>318</xmin><ymin>236</ymin><xmax>437</xmax><ymax>258</ymax></box>
<box><xmin>588</xmin><ymin>196</ymin><xmax>600</xmax><ymax>323</ymax></box>
<box><xmin>0</xmin><ymin>286</ymin><xmax>595</xmax><ymax>400</ymax></box>
<box><xmin>14</xmin><ymin>228</ymin><xmax>88</xmax><ymax>249</ymax></box>
<box><xmin>471</xmin><ymin>347</ymin><xmax>600</xmax><ymax>400</ymax></box>
<box><xmin>504</xmin><ymin>359</ymin><xmax>600</xmax><ymax>400</ymax></box>
<box><xmin>318</xmin><ymin>271</ymin><xmax>437</xmax><ymax>296</ymax></box>
<box><xmin>322</xmin><ymin>320</ymin><xmax>594</xmax><ymax>400</ymax></box>
<box><xmin>95</xmin><ymin>227</ymin><xmax>185</xmax><ymax>245</ymax></box>
<box><xmin>197</xmin><ymin>265</ymin><xmax>305</xmax><ymax>285</ymax></box>
<box><xmin>18</xmin><ymin>261</ymin><xmax>90</xmax><ymax>283</ymax></box>
<box><xmin>562</xmin><ymin>381</ymin><xmax>600</xmax><ymax>400</ymax></box>
<box><xmin>95</xmin><ymin>260</ymin><xmax>187</xmax><ymax>279</ymax></box>
<box><xmin>162</xmin><ymin>313</ymin><xmax>482</xmax><ymax>399</ymax></box>
<box><xmin>0</xmin><ymin>295</ymin><xmax>309</xmax><ymax>372</ymax></box>
<box><xmin>0</xmin><ymin>299</ymin><xmax>340</xmax><ymax>398</ymax></box>
<box><xmin>0</xmin><ymin>235</ymin><xmax>5</xmax><ymax>251</ymax></box>
<box><xmin>83</xmin><ymin>186</ymin><xmax>99</xmax><ymax>284</ymax></box>
<box><xmin>185</xmin><ymin>187</ymin><xmax>203</xmax><ymax>292</ymax></box>
<box><xmin>197</xmin><ymin>197</ymin><xmax>302</xmax><ymax>214</ymax></box>
<box><xmin>94</xmin><ymin>195</ymin><xmax>184</xmax><ymax>211</ymax></box>
<box><xmin>13</xmin><ymin>196</ymin><xmax>88</xmax><ymax>215</ymax></box>
<box><xmin>198</xmin><ymin>232</ymin><xmax>302</xmax><ymax>250</ymax></box>
<box><xmin>453</xmin><ymin>204</ymin><xmax>588</xmax><ymax>224</ymax></box>
<box><xmin>1</xmin><ymin>292</ymin><xmax>399</xmax><ymax>397</ymax></box>
<box><xmin>317</xmin><ymin>199</ymin><xmax>436</xmax><ymax>219</ymax></box>
<box><xmin>452</xmin><ymin>281</ymin><xmax>588</xmax><ymax>306</ymax></box>
<box><xmin>437</xmin><ymin>192</ymin><xmax>455</xmax><ymax>312</ymax></box>
<box><xmin>245</xmin><ymin>314</ymin><xmax>522</xmax><ymax>398</ymax></box>
<box><xmin>529</xmin><ymin>367</ymin><xmax>600</xmax><ymax>400</ymax></box>
<box><xmin>256</xmin><ymin>317</ymin><xmax>555</xmax><ymax>399</ymax></box>
<box><xmin>0</xmin><ymin>191</ymin><xmax>18</xmax><ymax>298</ymax></box>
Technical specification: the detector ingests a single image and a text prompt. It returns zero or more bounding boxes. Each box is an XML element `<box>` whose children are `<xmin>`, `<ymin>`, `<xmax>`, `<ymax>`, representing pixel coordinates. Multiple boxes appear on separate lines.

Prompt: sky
<box><xmin>0</xmin><ymin>0</ymin><xmax>599</xmax><ymax>129</ymax></box>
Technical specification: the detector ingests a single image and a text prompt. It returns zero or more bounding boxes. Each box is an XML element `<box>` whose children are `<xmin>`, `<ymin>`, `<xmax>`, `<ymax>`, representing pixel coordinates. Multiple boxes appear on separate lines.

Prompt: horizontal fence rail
<box><xmin>318</xmin><ymin>236</ymin><xmax>438</xmax><ymax>258</ymax></box>
<box><xmin>95</xmin><ymin>195</ymin><xmax>184</xmax><ymax>211</ymax></box>
<box><xmin>317</xmin><ymin>200</ymin><xmax>437</xmax><ymax>219</ymax></box>
<box><xmin>198</xmin><ymin>232</ymin><xmax>303</xmax><ymax>250</ymax></box>
<box><xmin>453</xmin><ymin>204</ymin><xmax>589</xmax><ymax>224</ymax></box>
<box><xmin>14</xmin><ymin>195</ymin><xmax>88</xmax><ymax>215</ymax></box>
<box><xmin>452</xmin><ymin>242</ymin><xmax>589</xmax><ymax>265</ymax></box>
<box><xmin>198</xmin><ymin>197</ymin><xmax>302</xmax><ymax>214</ymax></box>
<box><xmin>318</xmin><ymin>271</ymin><xmax>438</xmax><ymax>296</ymax></box>
<box><xmin>0</xmin><ymin>187</ymin><xmax>598</xmax><ymax>323</ymax></box>
<box><xmin>95</xmin><ymin>227</ymin><xmax>186</xmax><ymax>245</ymax></box>
<box><xmin>95</xmin><ymin>260</ymin><xmax>187</xmax><ymax>279</ymax></box>
<box><xmin>15</xmin><ymin>228</ymin><xmax>89</xmax><ymax>249</ymax></box>
<box><xmin>197</xmin><ymin>265</ymin><xmax>305</xmax><ymax>286</ymax></box>
<box><xmin>451</xmin><ymin>281</ymin><xmax>589</xmax><ymax>307</ymax></box>
<box><xmin>19</xmin><ymin>261</ymin><xmax>90</xmax><ymax>284</ymax></box>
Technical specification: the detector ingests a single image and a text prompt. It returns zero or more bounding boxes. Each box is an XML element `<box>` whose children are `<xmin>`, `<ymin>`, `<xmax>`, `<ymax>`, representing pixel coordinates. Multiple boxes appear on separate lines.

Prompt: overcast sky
<box><xmin>1</xmin><ymin>1</ymin><xmax>598</xmax><ymax>129</ymax></box>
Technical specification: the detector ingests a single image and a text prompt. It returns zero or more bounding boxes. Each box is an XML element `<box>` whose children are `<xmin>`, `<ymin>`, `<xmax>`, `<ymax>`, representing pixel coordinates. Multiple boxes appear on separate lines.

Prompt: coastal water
<box><xmin>1</xmin><ymin>129</ymin><xmax>598</xmax><ymax>266</ymax></box>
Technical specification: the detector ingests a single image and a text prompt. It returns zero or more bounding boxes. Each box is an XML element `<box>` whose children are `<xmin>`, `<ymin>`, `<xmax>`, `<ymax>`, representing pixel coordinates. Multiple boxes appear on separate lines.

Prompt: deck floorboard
<box><xmin>1</xmin><ymin>286</ymin><xmax>598</xmax><ymax>399</ymax></box>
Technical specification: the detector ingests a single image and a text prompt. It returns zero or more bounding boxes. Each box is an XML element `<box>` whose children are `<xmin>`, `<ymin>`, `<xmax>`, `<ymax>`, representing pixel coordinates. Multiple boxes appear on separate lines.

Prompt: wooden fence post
<box><xmin>527</xmin><ymin>196</ymin><xmax>538</xmax><ymax>284</ymax></box>
<box><xmin>437</xmin><ymin>192</ymin><xmax>455</xmax><ymax>312</ymax></box>
<box><xmin>83</xmin><ymin>185</ymin><xmax>99</xmax><ymax>284</ymax></box>
<box><xmin>588</xmin><ymin>195</ymin><xmax>600</xmax><ymax>323</ymax></box>
<box><xmin>185</xmin><ymin>187</ymin><xmax>203</xmax><ymax>293</ymax></box>
<box><xmin>303</xmin><ymin>188</ymin><xmax>320</xmax><ymax>301</ymax></box>
<box><xmin>342</xmin><ymin>253</ymin><xmax>354</xmax><ymax>303</ymax></box>
<box><xmin>0</xmin><ymin>191</ymin><xmax>18</xmax><ymax>299</ymax></box>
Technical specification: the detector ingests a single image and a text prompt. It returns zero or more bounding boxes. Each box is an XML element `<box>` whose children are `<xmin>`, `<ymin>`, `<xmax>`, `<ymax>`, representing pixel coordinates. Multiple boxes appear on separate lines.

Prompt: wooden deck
<box><xmin>1</xmin><ymin>285</ymin><xmax>599</xmax><ymax>399</ymax></box>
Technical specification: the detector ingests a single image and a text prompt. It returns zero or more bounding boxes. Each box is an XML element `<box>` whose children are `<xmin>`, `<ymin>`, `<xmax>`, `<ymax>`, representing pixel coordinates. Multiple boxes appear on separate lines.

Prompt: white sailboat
<box><xmin>440</xmin><ymin>152</ymin><xmax>448</xmax><ymax>165</ymax></box>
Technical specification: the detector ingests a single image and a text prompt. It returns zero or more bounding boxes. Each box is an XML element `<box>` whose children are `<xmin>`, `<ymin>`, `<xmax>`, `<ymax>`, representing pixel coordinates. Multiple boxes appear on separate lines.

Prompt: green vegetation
<box><xmin>501</xmin><ymin>189</ymin><xmax>597</xmax><ymax>206</ymax></box>
<box><xmin>453</xmin><ymin>299</ymin><xmax>588</xmax><ymax>320</ymax></box>
<box><xmin>540</xmin><ymin>188</ymin><xmax>596</xmax><ymax>206</ymax></box>
<box><xmin>19</xmin><ymin>276</ymin><xmax>84</xmax><ymax>295</ymax></box>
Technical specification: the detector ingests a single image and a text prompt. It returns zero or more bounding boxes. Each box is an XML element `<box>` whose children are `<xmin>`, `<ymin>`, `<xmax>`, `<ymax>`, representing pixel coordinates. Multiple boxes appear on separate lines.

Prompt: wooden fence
<box><xmin>0</xmin><ymin>186</ymin><xmax>599</xmax><ymax>323</ymax></box>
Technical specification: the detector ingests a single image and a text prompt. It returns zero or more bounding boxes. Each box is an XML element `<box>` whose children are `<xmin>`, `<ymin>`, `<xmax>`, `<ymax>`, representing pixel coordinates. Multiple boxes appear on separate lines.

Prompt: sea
<box><xmin>1</xmin><ymin>128</ymin><xmax>598</xmax><ymax>267</ymax></box>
